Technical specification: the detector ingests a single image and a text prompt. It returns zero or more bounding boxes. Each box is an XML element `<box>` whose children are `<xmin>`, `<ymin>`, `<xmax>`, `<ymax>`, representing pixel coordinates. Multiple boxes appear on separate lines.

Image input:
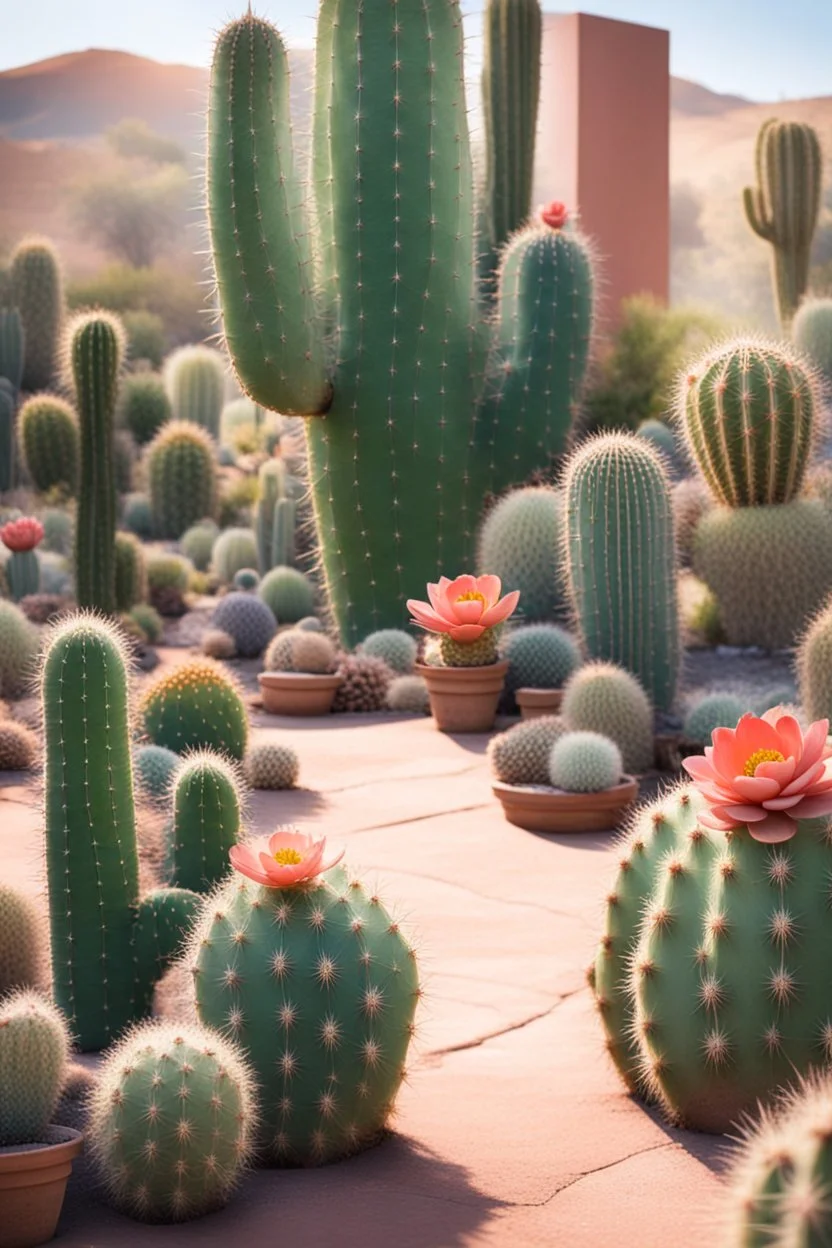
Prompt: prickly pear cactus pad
<box><xmin>191</xmin><ymin>828</ymin><xmax>420</xmax><ymax>1165</ymax></box>
<box><xmin>593</xmin><ymin>709</ymin><xmax>832</xmax><ymax>1133</ymax></box>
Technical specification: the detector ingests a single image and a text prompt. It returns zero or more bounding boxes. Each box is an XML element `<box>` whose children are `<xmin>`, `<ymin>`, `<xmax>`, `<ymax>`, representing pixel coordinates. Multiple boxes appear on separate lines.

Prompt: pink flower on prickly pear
<box><xmin>407</xmin><ymin>574</ymin><xmax>519</xmax><ymax>643</ymax></box>
<box><xmin>541</xmin><ymin>201</ymin><xmax>568</xmax><ymax>230</ymax></box>
<box><xmin>682</xmin><ymin>707</ymin><xmax>832</xmax><ymax>843</ymax></box>
<box><xmin>229</xmin><ymin>827</ymin><xmax>344</xmax><ymax>887</ymax></box>
<box><xmin>0</xmin><ymin>517</ymin><xmax>44</xmax><ymax>553</ymax></box>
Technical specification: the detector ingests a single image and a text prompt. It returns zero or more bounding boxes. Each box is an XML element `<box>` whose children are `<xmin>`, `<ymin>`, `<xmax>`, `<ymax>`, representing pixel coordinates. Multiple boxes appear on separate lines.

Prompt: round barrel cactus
<box><xmin>19</xmin><ymin>395</ymin><xmax>79</xmax><ymax>496</ymax></box>
<box><xmin>140</xmin><ymin>660</ymin><xmax>248</xmax><ymax>760</ymax></box>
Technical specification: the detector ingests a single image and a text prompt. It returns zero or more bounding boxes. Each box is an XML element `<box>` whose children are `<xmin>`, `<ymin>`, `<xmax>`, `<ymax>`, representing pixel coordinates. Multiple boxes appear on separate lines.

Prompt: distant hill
<box><xmin>671</xmin><ymin>77</ymin><xmax>750</xmax><ymax>117</ymax></box>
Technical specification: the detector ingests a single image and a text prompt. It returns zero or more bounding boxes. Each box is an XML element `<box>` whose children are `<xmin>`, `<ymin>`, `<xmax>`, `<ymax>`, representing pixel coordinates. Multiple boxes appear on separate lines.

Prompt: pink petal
<box><xmin>475</xmin><ymin>574</ymin><xmax>502</xmax><ymax>606</ymax></box>
<box><xmin>479</xmin><ymin>590</ymin><xmax>521</xmax><ymax>629</ymax></box>
<box><xmin>319</xmin><ymin>846</ymin><xmax>346</xmax><ymax>873</ymax></box>
<box><xmin>268</xmin><ymin>828</ymin><xmax>315</xmax><ymax>857</ymax></box>
<box><xmin>427</xmin><ymin>579</ymin><xmax>452</xmax><ymax>612</ymax></box>
<box><xmin>698</xmin><ymin>809</ymin><xmax>738</xmax><ymax>832</ymax></box>
<box><xmin>259</xmin><ymin>852</ymin><xmax>308</xmax><ymax>886</ymax></box>
<box><xmin>445</xmin><ymin>575</ymin><xmax>478</xmax><ymax>601</ymax></box>
<box><xmin>789</xmin><ymin>794</ymin><xmax>832</xmax><ymax>819</ymax></box>
<box><xmin>682</xmin><ymin>755</ymin><xmax>719</xmax><ymax>783</ymax></box>
<box><xmin>451</xmin><ymin>599</ymin><xmax>486</xmax><ymax>625</ymax></box>
<box><xmin>734</xmin><ymin>713</ymin><xmax>783</xmax><ymax>759</ymax></box>
<box><xmin>793</xmin><ymin>720</ymin><xmax>830</xmax><ymax>779</ymax></box>
<box><xmin>407</xmin><ymin>601</ymin><xmax>452</xmax><ymax>634</ymax></box>
<box><xmin>755</xmin><ymin>757</ymin><xmax>796</xmax><ymax>786</ymax></box>
<box><xmin>711</xmin><ymin>727</ymin><xmax>750</xmax><ymax>782</ymax></box>
<box><xmin>770</xmin><ymin>713</ymin><xmax>803</xmax><ymax>762</ymax></box>
<box><xmin>780</xmin><ymin>761</ymin><xmax>825</xmax><ymax>797</ymax></box>
<box><xmin>229</xmin><ymin>844</ymin><xmax>274</xmax><ymax>886</ymax></box>
<box><xmin>746</xmin><ymin>813</ymin><xmax>798</xmax><ymax>843</ymax></box>
<box><xmin>803</xmin><ymin>771</ymin><xmax>832</xmax><ymax>797</ymax></box>
<box><xmin>729</xmin><ymin>775</ymin><xmax>782</xmax><ymax>802</ymax></box>
<box><xmin>761</xmin><ymin>794</ymin><xmax>803</xmax><ymax>811</ymax></box>
<box><xmin>717</xmin><ymin>803</ymin><xmax>768</xmax><ymax>823</ymax></box>
<box><xmin>447</xmin><ymin>623</ymin><xmax>486</xmax><ymax>642</ymax></box>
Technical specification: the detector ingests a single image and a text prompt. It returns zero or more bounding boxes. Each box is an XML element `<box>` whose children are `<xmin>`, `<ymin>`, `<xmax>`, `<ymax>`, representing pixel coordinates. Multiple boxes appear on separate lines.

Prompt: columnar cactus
<box><xmin>147</xmin><ymin>420</ymin><xmax>218</xmax><ymax>540</ymax></box>
<box><xmin>480</xmin><ymin>0</ymin><xmax>542</xmax><ymax>270</ymax></box>
<box><xmin>70</xmin><ymin>312</ymin><xmax>123</xmax><ymax>612</ymax></box>
<box><xmin>0</xmin><ymin>307</ymin><xmax>24</xmax><ymax>392</ymax></box>
<box><xmin>743</xmin><ymin>118</ymin><xmax>822</xmax><ymax>326</ymax></box>
<box><xmin>19</xmin><ymin>395</ymin><xmax>80</xmax><ymax>496</ymax></box>
<box><xmin>89</xmin><ymin>1022</ymin><xmax>255</xmax><ymax>1222</ymax></box>
<box><xmin>681</xmin><ymin>338</ymin><xmax>817</xmax><ymax>507</ymax></box>
<box><xmin>0</xmin><ymin>883</ymin><xmax>44</xmax><ymax>996</ymax></box>
<box><xmin>191</xmin><ymin>839</ymin><xmax>419</xmax><ymax>1164</ymax></box>
<box><xmin>792</xmin><ymin>296</ymin><xmax>832</xmax><ymax>383</ymax></box>
<box><xmin>114</xmin><ymin>531</ymin><xmax>147</xmax><ymax>612</ymax></box>
<box><xmin>254</xmin><ymin>459</ymin><xmax>288</xmax><ymax>574</ymax></box>
<box><xmin>164</xmin><ymin>345</ymin><xmax>226</xmax><ymax>438</ymax></box>
<box><xmin>10</xmin><ymin>237</ymin><xmax>64</xmax><ymax>391</ymax></box>
<box><xmin>563</xmin><ymin>433</ymin><xmax>680</xmax><ymax>711</ymax></box>
<box><xmin>207</xmin><ymin>10</ymin><xmax>596</xmax><ymax>644</ymax></box>
<box><xmin>477</xmin><ymin>486</ymin><xmax>567</xmax><ymax>623</ymax></box>
<box><xmin>0</xmin><ymin>379</ymin><xmax>14</xmax><ymax>493</ymax></box>
<box><xmin>165</xmin><ymin>751</ymin><xmax>242</xmax><ymax>892</ymax></box>
<box><xmin>43</xmin><ymin>614</ymin><xmax>201</xmax><ymax>1049</ymax></box>
<box><xmin>0</xmin><ymin>991</ymin><xmax>70</xmax><ymax>1145</ymax></box>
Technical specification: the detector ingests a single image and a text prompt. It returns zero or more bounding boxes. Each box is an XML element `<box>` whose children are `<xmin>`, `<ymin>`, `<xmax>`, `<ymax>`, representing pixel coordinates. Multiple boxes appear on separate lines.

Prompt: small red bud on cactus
<box><xmin>541</xmin><ymin>201</ymin><xmax>568</xmax><ymax>230</ymax></box>
<box><xmin>0</xmin><ymin>517</ymin><xmax>44</xmax><ymax>553</ymax></box>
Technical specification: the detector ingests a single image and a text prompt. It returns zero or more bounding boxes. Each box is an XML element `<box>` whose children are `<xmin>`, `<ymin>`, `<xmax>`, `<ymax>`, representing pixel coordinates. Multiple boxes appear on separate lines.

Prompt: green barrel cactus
<box><xmin>564</xmin><ymin>433</ymin><xmax>679</xmax><ymax>712</ymax></box>
<box><xmin>0</xmin><ymin>883</ymin><xmax>44</xmax><ymax>996</ymax></box>
<box><xmin>593</xmin><ymin>782</ymin><xmax>832</xmax><ymax>1132</ymax></box>
<box><xmin>487</xmin><ymin>716</ymin><xmax>567</xmax><ymax>786</ymax></box>
<box><xmin>212</xmin><ymin>526</ymin><xmax>258</xmax><ymax>585</ymax></box>
<box><xmin>681</xmin><ymin>338</ymin><xmax>817</xmax><ymax>508</ymax></box>
<box><xmin>165</xmin><ymin>751</ymin><xmax>241</xmax><ymax>892</ymax></box>
<box><xmin>683</xmin><ymin>693</ymin><xmax>744</xmax><ymax>745</ymax></box>
<box><xmin>19</xmin><ymin>395</ymin><xmax>80</xmax><ymax>496</ymax></box>
<box><xmin>180</xmin><ymin>519</ymin><xmax>219</xmax><ymax>572</ymax></box>
<box><xmin>70</xmin><ymin>311</ymin><xmax>123</xmax><ymax>612</ymax></box>
<box><xmin>549</xmin><ymin>731</ymin><xmax>622</xmax><ymax>793</ymax></box>
<box><xmin>89</xmin><ymin>1022</ymin><xmax>255</xmax><ymax>1222</ymax></box>
<box><xmin>163</xmin><ymin>345</ymin><xmax>226</xmax><ymax>438</ymax></box>
<box><xmin>798</xmin><ymin>597</ymin><xmax>832</xmax><ymax>722</ymax></box>
<box><xmin>359</xmin><ymin>629</ymin><xmax>417</xmax><ymax>676</ymax></box>
<box><xmin>0</xmin><ymin>991</ymin><xmax>70</xmax><ymax>1145</ymax></box>
<box><xmin>743</xmin><ymin>118</ymin><xmax>822</xmax><ymax>327</ymax></box>
<box><xmin>122</xmin><ymin>491</ymin><xmax>154</xmax><ymax>539</ymax></box>
<box><xmin>501</xmin><ymin>624</ymin><xmax>580</xmax><ymax>699</ymax></box>
<box><xmin>42</xmin><ymin>614</ymin><xmax>201</xmax><ymax>1049</ymax></box>
<box><xmin>114</xmin><ymin>531</ymin><xmax>147</xmax><ymax>612</ymax></box>
<box><xmin>258</xmin><ymin>566</ymin><xmax>315</xmax><ymax>624</ymax></box>
<box><xmin>477</xmin><ymin>486</ymin><xmax>566</xmax><ymax>623</ymax></box>
<box><xmin>792</xmin><ymin>295</ymin><xmax>832</xmax><ymax>383</ymax></box>
<box><xmin>10</xmin><ymin>237</ymin><xmax>64</xmax><ymax>392</ymax></box>
<box><xmin>0</xmin><ymin>307</ymin><xmax>24</xmax><ymax>392</ymax></box>
<box><xmin>190</xmin><ymin>855</ymin><xmax>419</xmax><ymax>1164</ymax></box>
<box><xmin>0</xmin><ymin>379</ymin><xmax>14</xmax><ymax>493</ymax></box>
<box><xmin>140</xmin><ymin>659</ymin><xmax>248</xmax><ymax>760</ymax></box>
<box><xmin>207</xmin><ymin>10</ymin><xmax>596</xmax><ymax>645</ymax></box>
<box><xmin>146</xmin><ymin>420</ymin><xmax>218</xmax><ymax>540</ymax></box>
<box><xmin>117</xmin><ymin>371</ymin><xmax>172</xmax><ymax>445</ymax></box>
<box><xmin>133</xmin><ymin>743</ymin><xmax>179</xmax><ymax>805</ymax></box>
<box><xmin>562</xmin><ymin>662</ymin><xmax>654</xmax><ymax>775</ymax></box>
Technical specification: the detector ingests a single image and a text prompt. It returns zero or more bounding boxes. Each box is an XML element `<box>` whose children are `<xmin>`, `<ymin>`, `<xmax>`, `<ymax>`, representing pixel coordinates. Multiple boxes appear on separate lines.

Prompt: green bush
<box><xmin>122</xmin><ymin>311</ymin><xmax>166</xmax><ymax>368</ymax></box>
<box><xmin>66</xmin><ymin>263</ymin><xmax>205</xmax><ymax>346</ymax></box>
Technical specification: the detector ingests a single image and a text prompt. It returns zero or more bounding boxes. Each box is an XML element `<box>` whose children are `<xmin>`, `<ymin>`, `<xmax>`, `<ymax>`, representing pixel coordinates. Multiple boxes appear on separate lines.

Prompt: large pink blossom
<box><xmin>406</xmin><ymin>574</ymin><xmax>519</xmax><ymax>643</ymax></box>
<box><xmin>0</xmin><ymin>517</ymin><xmax>44</xmax><ymax>553</ymax></box>
<box><xmin>682</xmin><ymin>707</ymin><xmax>832</xmax><ymax>843</ymax></box>
<box><xmin>229</xmin><ymin>827</ymin><xmax>344</xmax><ymax>888</ymax></box>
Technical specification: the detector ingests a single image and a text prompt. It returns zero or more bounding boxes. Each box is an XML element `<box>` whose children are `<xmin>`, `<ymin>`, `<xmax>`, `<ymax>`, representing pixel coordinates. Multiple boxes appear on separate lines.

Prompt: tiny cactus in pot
<box><xmin>0</xmin><ymin>991</ymin><xmax>70</xmax><ymax>1146</ymax></box>
<box><xmin>259</xmin><ymin>629</ymin><xmax>341</xmax><ymax>716</ymax></box>
<box><xmin>0</xmin><ymin>516</ymin><xmax>43</xmax><ymax>602</ymax></box>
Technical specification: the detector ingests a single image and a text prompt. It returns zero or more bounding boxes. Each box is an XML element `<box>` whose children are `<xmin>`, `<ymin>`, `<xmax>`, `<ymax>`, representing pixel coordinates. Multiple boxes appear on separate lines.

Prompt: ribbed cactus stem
<box><xmin>254</xmin><ymin>458</ymin><xmax>286</xmax><ymax>573</ymax></box>
<box><xmin>167</xmin><ymin>752</ymin><xmax>241</xmax><ymax>892</ymax></box>
<box><xmin>0</xmin><ymin>308</ymin><xmax>24</xmax><ymax>393</ymax></box>
<box><xmin>743</xmin><ymin>119</ymin><xmax>823</xmax><ymax>326</ymax></box>
<box><xmin>6</xmin><ymin>551</ymin><xmax>39</xmax><ymax>602</ymax></box>
<box><xmin>0</xmin><ymin>381</ymin><xmax>14</xmax><ymax>493</ymax></box>
<box><xmin>71</xmin><ymin>312</ymin><xmax>122</xmax><ymax>612</ymax></box>
<box><xmin>272</xmin><ymin>497</ymin><xmax>296</xmax><ymax>568</ymax></box>
<box><xmin>10</xmin><ymin>237</ymin><xmax>64</xmax><ymax>391</ymax></box>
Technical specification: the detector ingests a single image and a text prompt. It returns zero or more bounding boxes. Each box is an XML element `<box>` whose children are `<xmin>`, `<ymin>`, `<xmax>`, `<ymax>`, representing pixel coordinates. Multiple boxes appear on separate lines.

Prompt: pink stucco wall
<box><xmin>535</xmin><ymin>13</ymin><xmax>670</xmax><ymax>333</ymax></box>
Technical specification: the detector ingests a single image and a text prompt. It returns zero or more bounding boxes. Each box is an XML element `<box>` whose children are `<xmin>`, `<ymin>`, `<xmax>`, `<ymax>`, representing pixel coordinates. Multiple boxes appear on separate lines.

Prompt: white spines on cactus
<box><xmin>549</xmin><ymin>730</ymin><xmax>623</xmax><ymax>792</ymax></box>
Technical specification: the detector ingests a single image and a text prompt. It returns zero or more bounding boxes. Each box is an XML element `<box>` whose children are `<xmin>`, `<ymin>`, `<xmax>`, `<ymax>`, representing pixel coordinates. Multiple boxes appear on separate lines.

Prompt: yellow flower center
<box><xmin>273</xmin><ymin>848</ymin><xmax>303</xmax><ymax>866</ymax></box>
<box><xmin>743</xmin><ymin>748</ymin><xmax>785</xmax><ymax>777</ymax></box>
<box><xmin>456</xmin><ymin>591</ymin><xmax>486</xmax><ymax>606</ymax></box>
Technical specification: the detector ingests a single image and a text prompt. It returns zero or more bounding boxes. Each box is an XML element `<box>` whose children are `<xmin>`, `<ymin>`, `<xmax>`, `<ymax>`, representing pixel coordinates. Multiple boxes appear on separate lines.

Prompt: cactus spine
<box><xmin>207</xmin><ymin>10</ymin><xmax>596</xmax><ymax>644</ymax></box>
<box><xmin>10</xmin><ymin>237</ymin><xmax>64</xmax><ymax>391</ymax></box>
<box><xmin>42</xmin><ymin>614</ymin><xmax>200</xmax><ymax>1050</ymax></box>
<box><xmin>743</xmin><ymin>119</ymin><xmax>822</xmax><ymax>326</ymax></box>
<box><xmin>71</xmin><ymin>312</ymin><xmax>122</xmax><ymax>612</ymax></box>
<box><xmin>166</xmin><ymin>751</ymin><xmax>241</xmax><ymax>893</ymax></box>
<box><xmin>564</xmin><ymin>433</ymin><xmax>679</xmax><ymax>712</ymax></box>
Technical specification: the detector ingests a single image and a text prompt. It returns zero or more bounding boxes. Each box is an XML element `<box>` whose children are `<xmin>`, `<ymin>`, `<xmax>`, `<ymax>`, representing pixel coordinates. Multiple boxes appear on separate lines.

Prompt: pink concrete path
<box><xmin>0</xmin><ymin>665</ymin><xmax>728</xmax><ymax>1246</ymax></box>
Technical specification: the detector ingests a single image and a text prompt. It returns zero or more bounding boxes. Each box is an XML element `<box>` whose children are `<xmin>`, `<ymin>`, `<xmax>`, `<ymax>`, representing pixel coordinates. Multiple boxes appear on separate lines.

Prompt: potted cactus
<box><xmin>0</xmin><ymin>991</ymin><xmax>82</xmax><ymax>1248</ymax></box>
<box><xmin>0</xmin><ymin>517</ymin><xmax>44</xmax><ymax>602</ymax></box>
<box><xmin>489</xmin><ymin>722</ymin><xmax>638</xmax><ymax>834</ymax></box>
<box><xmin>258</xmin><ymin>628</ymin><xmax>343</xmax><ymax>716</ymax></box>
<box><xmin>410</xmin><ymin>574</ymin><xmax>519</xmax><ymax>732</ymax></box>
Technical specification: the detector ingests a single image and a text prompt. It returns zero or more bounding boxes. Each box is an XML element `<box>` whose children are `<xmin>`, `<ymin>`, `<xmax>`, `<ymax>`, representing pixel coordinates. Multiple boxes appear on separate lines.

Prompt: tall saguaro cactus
<box><xmin>208</xmin><ymin>7</ymin><xmax>596</xmax><ymax>644</ymax></box>
<box><xmin>743</xmin><ymin>118</ymin><xmax>822</xmax><ymax>327</ymax></box>
<box><xmin>43</xmin><ymin>615</ymin><xmax>200</xmax><ymax>1050</ymax></box>
<box><xmin>71</xmin><ymin>312</ymin><xmax>122</xmax><ymax>612</ymax></box>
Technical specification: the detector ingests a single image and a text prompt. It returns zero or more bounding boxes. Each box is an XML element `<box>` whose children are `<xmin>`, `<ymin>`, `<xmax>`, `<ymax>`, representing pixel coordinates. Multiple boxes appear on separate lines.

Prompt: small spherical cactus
<box><xmin>129</xmin><ymin>603</ymin><xmax>164</xmax><ymax>644</ymax></box>
<box><xmin>117</xmin><ymin>372</ymin><xmax>172</xmax><ymax>445</ymax></box>
<box><xmin>201</xmin><ymin>627</ymin><xmax>237</xmax><ymax>660</ymax></box>
<box><xmin>683</xmin><ymin>693</ymin><xmax>745</xmax><ymax>745</ymax></box>
<box><xmin>180</xmin><ymin>520</ymin><xmax>220</xmax><ymax>572</ymax></box>
<box><xmin>258</xmin><ymin>566</ymin><xmax>315</xmax><ymax>623</ymax></box>
<box><xmin>0</xmin><ymin>884</ymin><xmax>44</xmax><ymax>997</ymax></box>
<box><xmin>0</xmin><ymin>720</ymin><xmax>38</xmax><ymax>770</ymax></box>
<box><xmin>386</xmin><ymin>675</ymin><xmax>430</xmax><ymax>715</ymax></box>
<box><xmin>487</xmin><ymin>717</ymin><xmax>567</xmax><ymax>786</ymax></box>
<box><xmin>243</xmin><ymin>742</ymin><xmax>300</xmax><ymax>790</ymax></box>
<box><xmin>211</xmin><ymin>592</ymin><xmax>276</xmax><ymax>659</ymax></box>
<box><xmin>212</xmin><ymin>528</ymin><xmax>258</xmax><ymax>585</ymax></box>
<box><xmin>296</xmin><ymin>616</ymin><xmax>322</xmax><ymax>632</ymax></box>
<box><xmin>0</xmin><ymin>600</ymin><xmax>40</xmax><ymax>697</ymax></box>
<box><xmin>0</xmin><ymin>990</ymin><xmax>70</xmax><ymax>1145</ymax></box>
<box><xmin>133</xmin><ymin>744</ymin><xmax>180</xmax><ymax>805</ymax></box>
<box><xmin>264</xmin><ymin>629</ymin><xmax>336</xmax><ymax>675</ymax></box>
<box><xmin>359</xmin><ymin>629</ymin><xmax>418</xmax><ymax>675</ymax></box>
<box><xmin>233</xmin><ymin>567</ymin><xmax>260</xmax><ymax>592</ymax></box>
<box><xmin>333</xmin><ymin>654</ymin><xmax>393</xmax><ymax>712</ymax></box>
<box><xmin>561</xmin><ymin>663</ymin><xmax>654</xmax><ymax>774</ymax></box>
<box><xmin>122</xmin><ymin>492</ymin><xmax>154</xmax><ymax>539</ymax></box>
<box><xmin>88</xmin><ymin>1021</ymin><xmax>256</xmax><ymax>1223</ymax></box>
<box><xmin>549</xmin><ymin>731</ymin><xmax>623</xmax><ymax>793</ymax></box>
<box><xmin>140</xmin><ymin>660</ymin><xmax>249</xmax><ymax>760</ymax></box>
<box><xmin>501</xmin><ymin>624</ymin><xmax>581</xmax><ymax>697</ymax></box>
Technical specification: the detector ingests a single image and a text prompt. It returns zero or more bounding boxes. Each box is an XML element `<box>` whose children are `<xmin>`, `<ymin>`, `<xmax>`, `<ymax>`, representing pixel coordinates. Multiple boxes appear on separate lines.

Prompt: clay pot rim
<box><xmin>492</xmin><ymin>776</ymin><xmax>638</xmax><ymax>806</ymax></box>
<box><xmin>0</xmin><ymin>1125</ymin><xmax>83</xmax><ymax>1173</ymax></box>
<box><xmin>415</xmin><ymin>659</ymin><xmax>509</xmax><ymax>677</ymax></box>
<box><xmin>258</xmin><ymin>671</ymin><xmax>343</xmax><ymax>688</ymax></box>
<box><xmin>515</xmin><ymin>686</ymin><xmax>564</xmax><ymax>700</ymax></box>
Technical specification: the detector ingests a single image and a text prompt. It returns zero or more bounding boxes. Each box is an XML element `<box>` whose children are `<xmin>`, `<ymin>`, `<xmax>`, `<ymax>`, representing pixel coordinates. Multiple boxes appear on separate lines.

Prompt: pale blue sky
<box><xmin>0</xmin><ymin>0</ymin><xmax>830</xmax><ymax>102</ymax></box>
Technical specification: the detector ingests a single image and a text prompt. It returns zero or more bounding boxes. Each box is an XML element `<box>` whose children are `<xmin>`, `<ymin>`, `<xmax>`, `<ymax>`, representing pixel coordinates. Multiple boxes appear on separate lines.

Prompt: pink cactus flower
<box><xmin>406</xmin><ymin>574</ymin><xmax>520</xmax><ymax>643</ymax></box>
<box><xmin>682</xmin><ymin>707</ymin><xmax>832</xmax><ymax>843</ymax></box>
<box><xmin>541</xmin><ymin>201</ymin><xmax>568</xmax><ymax>230</ymax></box>
<box><xmin>229</xmin><ymin>827</ymin><xmax>344</xmax><ymax>888</ymax></box>
<box><xmin>0</xmin><ymin>517</ymin><xmax>44</xmax><ymax>553</ymax></box>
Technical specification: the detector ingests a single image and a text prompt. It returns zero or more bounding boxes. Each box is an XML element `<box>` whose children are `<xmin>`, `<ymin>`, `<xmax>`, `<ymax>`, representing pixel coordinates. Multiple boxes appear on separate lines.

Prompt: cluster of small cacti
<box><xmin>243</xmin><ymin>741</ymin><xmax>299</xmax><ymax>789</ymax></box>
<box><xmin>258</xmin><ymin>565</ymin><xmax>315</xmax><ymax>624</ymax></box>
<box><xmin>42</xmin><ymin>613</ymin><xmax>201</xmax><ymax>1048</ymax></box>
<box><xmin>164</xmin><ymin>750</ymin><xmax>242</xmax><ymax>892</ymax></box>
<box><xmin>0</xmin><ymin>882</ymin><xmax>44</xmax><ymax>995</ymax></box>
<box><xmin>386</xmin><ymin>674</ymin><xmax>431</xmax><ymax>715</ymax></box>
<box><xmin>682</xmin><ymin>693</ymin><xmax>744</xmax><ymax>744</ymax></box>
<box><xmin>117</xmin><ymin>371</ymin><xmax>172</xmax><ymax>445</ymax></box>
<box><xmin>549</xmin><ymin>731</ymin><xmax>623</xmax><ymax>793</ymax></box>
<box><xmin>487</xmin><ymin>716</ymin><xmax>567</xmax><ymax>786</ymax></box>
<box><xmin>180</xmin><ymin>518</ymin><xmax>219</xmax><ymax>571</ymax></box>
<box><xmin>190</xmin><ymin>858</ymin><xmax>419</xmax><ymax>1164</ymax></box>
<box><xmin>0</xmin><ymin>990</ymin><xmax>70</xmax><ymax>1145</ymax></box>
<box><xmin>19</xmin><ymin>395</ymin><xmax>79</xmax><ymax>496</ymax></box>
<box><xmin>501</xmin><ymin>624</ymin><xmax>581</xmax><ymax>698</ymax></box>
<box><xmin>477</xmin><ymin>487</ymin><xmax>566</xmax><ymax>623</ymax></box>
<box><xmin>164</xmin><ymin>345</ymin><xmax>226</xmax><ymax>438</ymax></box>
<box><xmin>564</xmin><ymin>433</ymin><xmax>679</xmax><ymax>712</ymax></box>
<box><xmin>211</xmin><ymin>591</ymin><xmax>276</xmax><ymax>658</ymax></box>
<box><xmin>264</xmin><ymin>628</ymin><xmax>337</xmax><ymax>675</ymax></box>
<box><xmin>140</xmin><ymin>658</ymin><xmax>249</xmax><ymax>760</ymax></box>
<box><xmin>561</xmin><ymin>663</ymin><xmax>654</xmax><ymax>775</ymax></box>
<box><xmin>254</xmin><ymin>459</ymin><xmax>298</xmax><ymax>573</ymax></box>
<box><xmin>359</xmin><ymin>629</ymin><xmax>417</xmax><ymax>675</ymax></box>
<box><xmin>212</xmin><ymin>526</ymin><xmax>258</xmax><ymax>584</ymax></box>
<box><xmin>332</xmin><ymin>654</ymin><xmax>394</xmax><ymax>713</ymax></box>
<box><xmin>147</xmin><ymin>420</ymin><xmax>218</xmax><ymax>540</ymax></box>
<box><xmin>88</xmin><ymin>1022</ymin><xmax>255</xmax><ymax>1222</ymax></box>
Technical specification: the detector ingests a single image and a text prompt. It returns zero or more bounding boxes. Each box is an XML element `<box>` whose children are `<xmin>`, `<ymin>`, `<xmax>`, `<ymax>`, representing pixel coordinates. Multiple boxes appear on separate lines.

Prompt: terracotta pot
<box><xmin>258</xmin><ymin>672</ymin><xmax>343</xmax><ymax>716</ymax></box>
<box><xmin>0</xmin><ymin>1126</ymin><xmax>83</xmax><ymax>1248</ymax></box>
<box><xmin>516</xmin><ymin>687</ymin><xmax>563</xmax><ymax>720</ymax></box>
<box><xmin>492</xmin><ymin>777</ymin><xmax>639</xmax><ymax>834</ymax></box>
<box><xmin>416</xmin><ymin>661</ymin><xmax>509</xmax><ymax>733</ymax></box>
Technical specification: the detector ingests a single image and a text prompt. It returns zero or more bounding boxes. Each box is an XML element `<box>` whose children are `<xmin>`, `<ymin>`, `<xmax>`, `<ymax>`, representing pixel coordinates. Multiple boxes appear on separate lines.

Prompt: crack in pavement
<box><xmin>511</xmin><ymin>1142</ymin><xmax>676</xmax><ymax>1207</ymax></box>
<box><xmin>320</xmin><ymin>761</ymin><xmax>486</xmax><ymax>796</ymax></box>
<box><xmin>425</xmin><ymin>988</ymin><xmax>584</xmax><ymax>1060</ymax></box>
<box><xmin>344</xmin><ymin>802</ymin><xmax>492</xmax><ymax>836</ymax></box>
